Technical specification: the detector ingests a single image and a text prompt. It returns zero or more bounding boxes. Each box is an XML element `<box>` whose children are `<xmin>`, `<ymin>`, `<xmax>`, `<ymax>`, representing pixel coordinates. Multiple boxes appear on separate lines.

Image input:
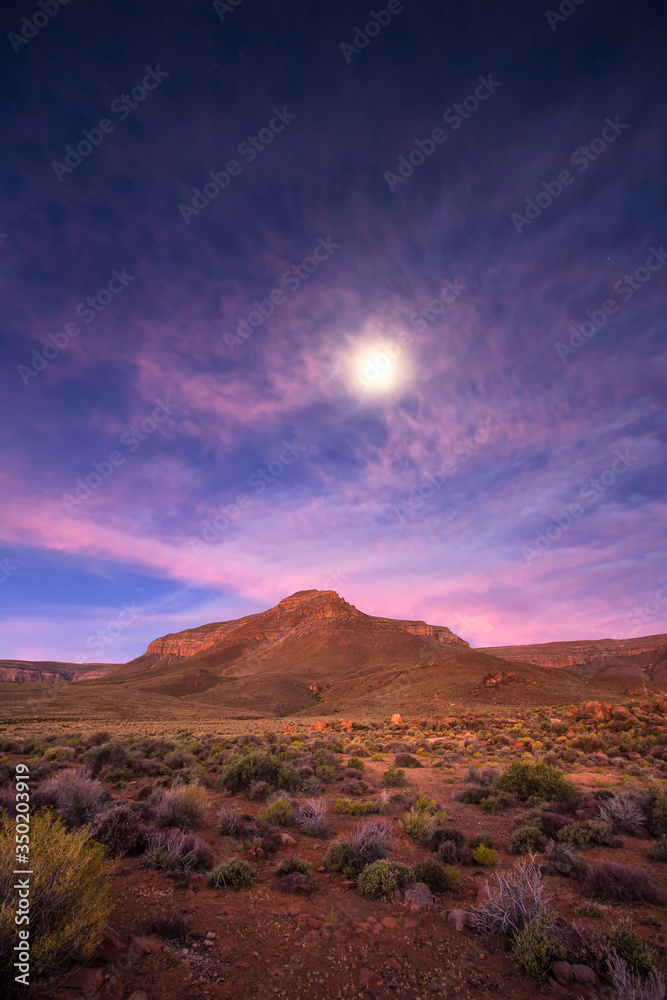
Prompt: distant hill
<box><xmin>2</xmin><ymin>592</ymin><xmax>665</xmax><ymax>722</ymax></box>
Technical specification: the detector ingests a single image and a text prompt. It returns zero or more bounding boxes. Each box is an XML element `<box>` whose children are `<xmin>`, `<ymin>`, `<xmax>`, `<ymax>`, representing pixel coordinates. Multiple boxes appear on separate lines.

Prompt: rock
<box><xmin>391</xmin><ymin>714</ymin><xmax>403</xmax><ymax>724</ymax></box>
<box><xmin>405</xmin><ymin>883</ymin><xmax>436</xmax><ymax>908</ymax></box>
<box><xmin>280</xmin><ymin>833</ymin><xmax>297</xmax><ymax>846</ymax></box>
<box><xmin>277</xmin><ymin>872</ymin><xmax>313</xmax><ymax>895</ymax></box>
<box><xmin>93</xmin><ymin>925</ymin><xmax>127</xmax><ymax>963</ymax></box>
<box><xmin>130</xmin><ymin>935</ymin><xmax>164</xmax><ymax>955</ymax></box>
<box><xmin>380</xmin><ymin>916</ymin><xmax>397</xmax><ymax>929</ymax></box>
<box><xmin>185</xmin><ymin>889</ymin><xmax>195</xmax><ymax>899</ymax></box>
<box><xmin>317</xmin><ymin>865</ymin><xmax>326</xmax><ymax>872</ymax></box>
<box><xmin>551</xmin><ymin>961</ymin><xmax>574</xmax><ymax>987</ymax></box>
<box><xmin>404</xmin><ymin>916</ymin><xmax>421</xmax><ymax>929</ymax></box>
<box><xmin>548</xmin><ymin>978</ymin><xmax>569</xmax><ymax>996</ymax></box>
<box><xmin>447</xmin><ymin>909</ymin><xmax>469</xmax><ymax>932</ymax></box>
<box><xmin>360</xmin><ymin>967</ymin><xmax>383</xmax><ymax>988</ymax></box>
<box><xmin>386</xmin><ymin>958</ymin><xmax>402</xmax><ymax>972</ymax></box>
<box><xmin>572</xmin><ymin>965</ymin><xmax>597</xmax><ymax>986</ymax></box>
<box><xmin>190</xmin><ymin>874</ymin><xmax>206</xmax><ymax>891</ymax></box>
<box><xmin>305</xmin><ymin>916</ymin><xmax>324</xmax><ymax>928</ymax></box>
<box><xmin>366</xmin><ymin>915</ymin><xmax>377</xmax><ymax>924</ymax></box>
<box><xmin>341</xmin><ymin>879</ymin><xmax>356</xmax><ymax>889</ymax></box>
<box><xmin>206</xmin><ymin>931</ymin><xmax>216</xmax><ymax>939</ymax></box>
<box><xmin>254</xmin><ymin>846</ymin><xmax>266</xmax><ymax>860</ymax></box>
<box><xmin>60</xmin><ymin>968</ymin><xmax>104</xmax><ymax>992</ymax></box>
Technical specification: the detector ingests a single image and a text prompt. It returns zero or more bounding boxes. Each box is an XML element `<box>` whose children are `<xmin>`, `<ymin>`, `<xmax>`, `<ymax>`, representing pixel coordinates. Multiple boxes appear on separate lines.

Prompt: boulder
<box><xmin>405</xmin><ymin>882</ymin><xmax>436</xmax><ymax>908</ymax></box>
<box><xmin>277</xmin><ymin>872</ymin><xmax>313</xmax><ymax>895</ymax></box>
<box><xmin>93</xmin><ymin>925</ymin><xmax>127</xmax><ymax>963</ymax></box>
<box><xmin>551</xmin><ymin>961</ymin><xmax>574</xmax><ymax>986</ymax></box>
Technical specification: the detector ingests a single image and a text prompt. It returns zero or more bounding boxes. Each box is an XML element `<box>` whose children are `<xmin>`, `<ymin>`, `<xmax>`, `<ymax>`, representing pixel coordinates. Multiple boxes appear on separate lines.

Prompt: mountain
<box><xmin>0</xmin><ymin>659</ymin><xmax>121</xmax><ymax>684</ymax></box>
<box><xmin>480</xmin><ymin>633</ymin><xmax>667</xmax><ymax>684</ymax></box>
<box><xmin>2</xmin><ymin>591</ymin><xmax>665</xmax><ymax>722</ymax></box>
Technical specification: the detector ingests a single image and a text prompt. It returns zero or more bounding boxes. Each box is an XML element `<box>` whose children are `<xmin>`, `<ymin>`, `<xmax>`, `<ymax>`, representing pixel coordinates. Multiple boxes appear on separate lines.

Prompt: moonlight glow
<box><xmin>350</xmin><ymin>339</ymin><xmax>407</xmax><ymax>394</ymax></box>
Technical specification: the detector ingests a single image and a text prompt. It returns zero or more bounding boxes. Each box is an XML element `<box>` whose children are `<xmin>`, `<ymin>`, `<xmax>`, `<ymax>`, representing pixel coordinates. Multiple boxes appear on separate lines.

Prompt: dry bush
<box><xmin>34</xmin><ymin>768</ymin><xmax>105</xmax><ymax>827</ymax></box>
<box><xmin>151</xmin><ymin>782</ymin><xmax>208</xmax><ymax>831</ymax></box>
<box><xmin>584</xmin><ymin>861</ymin><xmax>662</xmax><ymax>905</ymax></box>
<box><xmin>294</xmin><ymin>798</ymin><xmax>332</xmax><ymax>838</ymax></box>
<box><xmin>469</xmin><ymin>857</ymin><xmax>550</xmax><ymax>936</ymax></box>
<box><xmin>142</xmin><ymin>830</ymin><xmax>215</xmax><ymax>875</ymax></box>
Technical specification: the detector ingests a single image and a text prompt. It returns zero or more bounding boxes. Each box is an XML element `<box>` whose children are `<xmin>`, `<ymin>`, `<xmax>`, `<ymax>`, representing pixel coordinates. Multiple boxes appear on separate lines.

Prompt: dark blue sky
<box><xmin>1</xmin><ymin>0</ymin><xmax>666</xmax><ymax>662</ymax></box>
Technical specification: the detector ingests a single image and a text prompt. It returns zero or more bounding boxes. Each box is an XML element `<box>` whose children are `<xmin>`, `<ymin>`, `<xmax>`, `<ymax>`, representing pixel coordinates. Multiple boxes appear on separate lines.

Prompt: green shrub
<box><xmin>357</xmin><ymin>859</ymin><xmax>414</xmax><ymax>899</ymax></box>
<box><xmin>412</xmin><ymin>860</ymin><xmax>460</xmax><ymax>892</ymax></box>
<box><xmin>649</xmin><ymin>835</ymin><xmax>667</xmax><ymax>862</ymax></box>
<box><xmin>314</xmin><ymin>764</ymin><xmax>338</xmax><ymax>783</ymax></box>
<box><xmin>648</xmin><ymin>786</ymin><xmax>667</xmax><ymax>837</ymax></box>
<box><xmin>221</xmin><ymin>752</ymin><xmax>300</xmax><ymax>793</ymax></box>
<box><xmin>258</xmin><ymin>796</ymin><xmax>294</xmax><ymax>827</ymax></box>
<box><xmin>509</xmin><ymin>824</ymin><xmax>547</xmax><ymax>855</ymax></box>
<box><xmin>84</xmin><ymin>740</ymin><xmax>130</xmax><ymax>777</ymax></box>
<box><xmin>334</xmin><ymin>798</ymin><xmax>380</xmax><ymax>816</ymax></box>
<box><xmin>382</xmin><ymin>766</ymin><xmax>407</xmax><ymax>787</ymax></box>
<box><xmin>0</xmin><ymin>813</ymin><xmax>113</xmax><ymax>989</ymax></box>
<box><xmin>556</xmin><ymin>823</ymin><xmax>591</xmax><ymax>846</ymax></box>
<box><xmin>151</xmin><ymin>782</ymin><xmax>208</xmax><ymax>831</ymax></box>
<box><xmin>511</xmin><ymin>913</ymin><xmax>567</xmax><ymax>979</ymax></box>
<box><xmin>275</xmin><ymin>856</ymin><xmax>311</xmax><ymax>878</ymax></box>
<box><xmin>347</xmin><ymin>757</ymin><xmax>365</xmax><ymax>771</ymax></box>
<box><xmin>324</xmin><ymin>820</ymin><xmax>391</xmax><ymax>878</ymax></box>
<box><xmin>399</xmin><ymin>806</ymin><xmax>438</xmax><ymax>844</ymax></box>
<box><xmin>495</xmin><ymin>761</ymin><xmax>576</xmax><ymax>803</ymax></box>
<box><xmin>595</xmin><ymin>918</ymin><xmax>657</xmax><ymax>976</ymax></box>
<box><xmin>209</xmin><ymin>858</ymin><xmax>257</xmax><ymax>890</ymax></box>
<box><xmin>472</xmin><ymin>844</ymin><xmax>499</xmax><ymax>866</ymax></box>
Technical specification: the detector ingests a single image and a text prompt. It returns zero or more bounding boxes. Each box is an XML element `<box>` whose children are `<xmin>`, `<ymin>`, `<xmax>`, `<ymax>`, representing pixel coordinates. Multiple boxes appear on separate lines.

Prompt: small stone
<box><xmin>280</xmin><ymin>833</ymin><xmax>297</xmax><ymax>846</ymax></box>
<box><xmin>277</xmin><ymin>872</ymin><xmax>313</xmax><ymax>895</ymax></box>
<box><xmin>551</xmin><ymin>961</ymin><xmax>574</xmax><ymax>987</ymax></box>
<box><xmin>93</xmin><ymin>925</ymin><xmax>126</xmax><ymax>963</ymax></box>
<box><xmin>447</xmin><ymin>909</ymin><xmax>469</xmax><ymax>932</ymax></box>
<box><xmin>341</xmin><ymin>879</ymin><xmax>356</xmax><ymax>889</ymax></box>
<box><xmin>380</xmin><ymin>917</ymin><xmax>397</xmax><ymax>929</ymax></box>
<box><xmin>190</xmin><ymin>874</ymin><xmax>206</xmax><ymax>891</ymax></box>
<box><xmin>404</xmin><ymin>916</ymin><xmax>421</xmax><ymax>929</ymax></box>
<box><xmin>185</xmin><ymin>889</ymin><xmax>195</xmax><ymax>899</ymax></box>
<box><xmin>366</xmin><ymin>915</ymin><xmax>377</xmax><ymax>924</ymax></box>
<box><xmin>235</xmin><ymin>960</ymin><xmax>250</xmax><ymax>968</ymax></box>
<box><xmin>130</xmin><ymin>935</ymin><xmax>164</xmax><ymax>955</ymax></box>
<box><xmin>254</xmin><ymin>846</ymin><xmax>266</xmax><ymax>860</ymax></box>
<box><xmin>572</xmin><ymin>965</ymin><xmax>597</xmax><ymax>986</ymax></box>
<box><xmin>405</xmin><ymin>883</ymin><xmax>436</xmax><ymax>909</ymax></box>
<box><xmin>409</xmin><ymin>904</ymin><xmax>420</xmax><ymax>913</ymax></box>
<box><xmin>360</xmin><ymin>967</ymin><xmax>382</xmax><ymax>987</ymax></box>
<box><xmin>61</xmin><ymin>968</ymin><xmax>104</xmax><ymax>992</ymax></box>
<box><xmin>306</xmin><ymin>916</ymin><xmax>324</xmax><ymax>928</ymax></box>
<box><xmin>206</xmin><ymin>931</ymin><xmax>216</xmax><ymax>939</ymax></box>
<box><xmin>317</xmin><ymin>865</ymin><xmax>326</xmax><ymax>872</ymax></box>
<box><xmin>386</xmin><ymin>958</ymin><xmax>402</xmax><ymax>972</ymax></box>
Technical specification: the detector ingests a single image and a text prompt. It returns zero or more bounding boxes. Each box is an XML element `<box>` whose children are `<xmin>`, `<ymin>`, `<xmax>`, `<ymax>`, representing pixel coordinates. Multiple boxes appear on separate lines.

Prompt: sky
<box><xmin>1</xmin><ymin>0</ymin><xmax>666</xmax><ymax>664</ymax></box>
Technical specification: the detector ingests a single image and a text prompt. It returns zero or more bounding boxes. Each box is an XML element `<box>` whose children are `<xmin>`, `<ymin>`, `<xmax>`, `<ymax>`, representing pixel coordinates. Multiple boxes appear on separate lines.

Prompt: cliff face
<box><xmin>0</xmin><ymin>660</ymin><xmax>121</xmax><ymax>684</ymax></box>
<box><xmin>480</xmin><ymin>634</ymin><xmax>667</xmax><ymax>681</ymax></box>
<box><xmin>145</xmin><ymin>590</ymin><xmax>468</xmax><ymax>663</ymax></box>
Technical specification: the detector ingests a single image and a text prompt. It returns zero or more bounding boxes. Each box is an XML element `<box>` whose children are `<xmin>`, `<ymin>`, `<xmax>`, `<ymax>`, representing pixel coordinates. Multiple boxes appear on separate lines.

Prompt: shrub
<box><xmin>509</xmin><ymin>823</ymin><xmax>547</xmax><ymax>855</ymax></box>
<box><xmin>511</xmin><ymin>912</ymin><xmax>567</xmax><ymax>979</ymax></box>
<box><xmin>209</xmin><ymin>858</ymin><xmax>257</xmax><ymax>890</ymax></box>
<box><xmin>247</xmin><ymin>781</ymin><xmax>272</xmax><ymax>801</ymax></box>
<box><xmin>541</xmin><ymin>842</ymin><xmax>588</xmax><ymax>879</ymax></box>
<box><xmin>399</xmin><ymin>807</ymin><xmax>439</xmax><ymax>844</ymax></box>
<box><xmin>221</xmin><ymin>752</ymin><xmax>300</xmax><ymax>793</ymax></box>
<box><xmin>472</xmin><ymin>844</ymin><xmax>499</xmax><ymax>866</ymax></box>
<box><xmin>464</xmin><ymin>766</ymin><xmax>499</xmax><ymax>785</ymax></box>
<box><xmin>469</xmin><ymin>857</ymin><xmax>550</xmax><ymax>936</ymax></box>
<box><xmin>584</xmin><ymin>861</ymin><xmax>662</xmax><ymax>905</ymax></box>
<box><xmin>341</xmin><ymin>777</ymin><xmax>368</xmax><ymax>796</ymax></box>
<box><xmin>324</xmin><ymin>820</ymin><xmax>391</xmax><ymax>878</ymax></box>
<box><xmin>275</xmin><ymin>856</ymin><xmax>311</xmax><ymax>878</ymax></box>
<box><xmin>494</xmin><ymin>760</ymin><xmax>576</xmax><ymax>803</ymax></box>
<box><xmin>84</xmin><ymin>740</ymin><xmax>129</xmax><ymax>777</ymax></box>
<box><xmin>151</xmin><ymin>782</ymin><xmax>208</xmax><ymax>831</ymax></box>
<box><xmin>599</xmin><ymin>794</ymin><xmax>646</xmax><ymax>836</ymax></box>
<box><xmin>142</xmin><ymin>830</ymin><xmax>215</xmax><ymax>875</ymax></box>
<box><xmin>608</xmin><ymin>952</ymin><xmax>665</xmax><ymax>1000</ymax></box>
<box><xmin>334</xmin><ymin>798</ymin><xmax>380</xmax><ymax>815</ymax></box>
<box><xmin>314</xmin><ymin>764</ymin><xmax>338</xmax><ymax>783</ymax></box>
<box><xmin>647</xmin><ymin>786</ymin><xmax>667</xmax><ymax>837</ymax></box>
<box><xmin>0</xmin><ymin>813</ymin><xmax>112</xmax><ymax>989</ymax></box>
<box><xmin>556</xmin><ymin>823</ymin><xmax>591</xmax><ymax>846</ymax></box>
<box><xmin>394</xmin><ymin>753</ymin><xmax>422</xmax><ymax>768</ymax></box>
<box><xmin>89</xmin><ymin>804</ymin><xmax>147</xmax><ymax>856</ymax></box>
<box><xmin>347</xmin><ymin>757</ymin><xmax>365</xmax><ymax>771</ymax></box>
<box><xmin>412</xmin><ymin>860</ymin><xmax>460</xmax><ymax>892</ymax></box>
<box><xmin>597</xmin><ymin>919</ymin><xmax>657</xmax><ymax>977</ymax></box>
<box><xmin>357</xmin><ymin>859</ymin><xmax>414</xmax><ymax>899</ymax></box>
<box><xmin>258</xmin><ymin>796</ymin><xmax>294</xmax><ymax>827</ymax></box>
<box><xmin>649</xmin><ymin>836</ymin><xmax>667</xmax><ymax>862</ymax></box>
<box><xmin>35</xmin><ymin>769</ymin><xmax>104</xmax><ymax>827</ymax></box>
<box><xmin>382</xmin><ymin>767</ymin><xmax>407</xmax><ymax>787</ymax></box>
<box><xmin>219</xmin><ymin>806</ymin><xmax>242</xmax><ymax>836</ymax></box>
<box><xmin>294</xmin><ymin>798</ymin><xmax>332</xmax><ymax>838</ymax></box>
<box><xmin>539</xmin><ymin>810</ymin><xmax>570</xmax><ymax>839</ymax></box>
<box><xmin>144</xmin><ymin>910</ymin><xmax>190</xmax><ymax>944</ymax></box>
<box><xmin>437</xmin><ymin>838</ymin><xmax>471</xmax><ymax>866</ymax></box>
